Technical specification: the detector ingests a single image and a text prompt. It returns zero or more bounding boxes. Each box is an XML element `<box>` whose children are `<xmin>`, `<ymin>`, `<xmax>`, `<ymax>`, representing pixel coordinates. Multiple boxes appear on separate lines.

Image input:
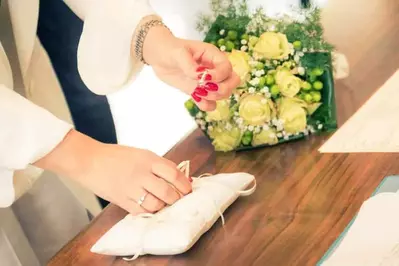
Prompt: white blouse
<box><xmin>0</xmin><ymin>0</ymin><xmax>155</xmax><ymax>207</ymax></box>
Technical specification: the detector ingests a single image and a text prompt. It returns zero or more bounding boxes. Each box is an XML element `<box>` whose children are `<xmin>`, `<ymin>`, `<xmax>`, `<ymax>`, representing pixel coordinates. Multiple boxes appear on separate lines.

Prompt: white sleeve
<box><xmin>0</xmin><ymin>85</ymin><xmax>73</xmax><ymax>206</ymax></box>
<box><xmin>64</xmin><ymin>0</ymin><xmax>157</xmax><ymax>95</ymax></box>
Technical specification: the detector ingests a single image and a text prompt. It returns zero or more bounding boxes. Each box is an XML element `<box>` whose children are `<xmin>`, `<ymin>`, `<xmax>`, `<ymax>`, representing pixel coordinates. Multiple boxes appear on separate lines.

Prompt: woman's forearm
<box><xmin>33</xmin><ymin>129</ymin><xmax>99</xmax><ymax>180</ymax></box>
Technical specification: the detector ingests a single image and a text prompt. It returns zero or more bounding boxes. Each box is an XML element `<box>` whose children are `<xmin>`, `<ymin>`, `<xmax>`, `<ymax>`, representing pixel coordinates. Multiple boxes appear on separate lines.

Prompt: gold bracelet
<box><xmin>134</xmin><ymin>19</ymin><xmax>171</xmax><ymax>65</ymax></box>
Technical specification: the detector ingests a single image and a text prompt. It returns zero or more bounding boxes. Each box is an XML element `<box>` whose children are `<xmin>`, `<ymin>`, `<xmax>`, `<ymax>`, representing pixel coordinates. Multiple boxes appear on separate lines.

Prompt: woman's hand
<box><xmin>142</xmin><ymin>26</ymin><xmax>240</xmax><ymax>111</ymax></box>
<box><xmin>34</xmin><ymin>130</ymin><xmax>192</xmax><ymax>214</ymax></box>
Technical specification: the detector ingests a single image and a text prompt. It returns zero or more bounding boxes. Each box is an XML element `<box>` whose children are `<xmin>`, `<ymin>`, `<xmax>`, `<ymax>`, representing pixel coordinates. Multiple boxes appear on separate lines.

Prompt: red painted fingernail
<box><xmin>204</xmin><ymin>82</ymin><xmax>219</xmax><ymax>91</ymax></box>
<box><xmin>191</xmin><ymin>93</ymin><xmax>201</xmax><ymax>102</ymax></box>
<box><xmin>189</xmin><ymin>177</ymin><xmax>193</xmax><ymax>182</ymax></box>
<box><xmin>196</xmin><ymin>66</ymin><xmax>207</xmax><ymax>72</ymax></box>
<box><xmin>197</xmin><ymin>73</ymin><xmax>212</xmax><ymax>81</ymax></box>
<box><xmin>194</xmin><ymin>87</ymin><xmax>208</xmax><ymax>96</ymax></box>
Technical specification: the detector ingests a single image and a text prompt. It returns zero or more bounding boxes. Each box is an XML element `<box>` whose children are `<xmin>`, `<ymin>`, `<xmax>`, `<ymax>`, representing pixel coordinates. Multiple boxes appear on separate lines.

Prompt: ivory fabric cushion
<box><xmin>91</xmin><ymin>172</ymin><xmax>256</xmax><ymax>258</ymax></box>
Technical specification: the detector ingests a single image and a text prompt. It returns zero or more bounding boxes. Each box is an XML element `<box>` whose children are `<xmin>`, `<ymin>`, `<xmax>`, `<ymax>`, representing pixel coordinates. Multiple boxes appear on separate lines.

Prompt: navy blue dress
<box><xmin>37</xmin><ymin>0</ymin><xmax>114</xmax><ymax>208</ymax></box>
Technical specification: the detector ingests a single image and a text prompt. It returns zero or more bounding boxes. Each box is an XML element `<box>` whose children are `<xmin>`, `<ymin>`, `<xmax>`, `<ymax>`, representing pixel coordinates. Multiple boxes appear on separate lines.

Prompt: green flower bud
<box><xmin>313</xmin><ymin>81</ymin><xmax>324</xmax><ymax>90</ymax></box>
<box><xmin>304</xmin><ymin>93</ymin><xmax>313</xmax><ymax>103</ymax></box>
<box><xmin>241</xmin><ymin>34</ymin><xmax>249</xmax><ymax>41</ymax></box>
<box><xmin>242</xmin><ymin>131</ymin><xmax>253</xmax><ymax>146</ymax></box>
<box><xmin>185</xmin><ymin>99</ymin><xmax>194</xmax><ymax>110</ymax></box>
<box><xmin>310</xmin><ymin>91</ymin><xmax>322</xmax><ymax>102</ymax></box>
<box><xmin>301</xmin><ymin>81</ymin><xmax>312</xmax><ymax>91</ymax></box>
<box><xmin>311</xmin><ymin>67</ymin><xmax>324</xmax><ymax>76</ymax></box>
<box><xmin>185</xmin><ymin>99</ymin><xmax>199</xmax><ymax>116</ymax></box>
<box><xmin>266</xmin><ymin>74</ymin><xmax>275</xmax><ymax>85</ymax></box>
<box><xmin>308</xmin><ymin>74</ymin><xmax>317</xmax><ymax>83</ymax></box>
<box><xmin>293</xmin><ymin>40</ymin><xmax>302</xmax><ymax>50</ymax></box>
<box><xmin>225</xmin><ymin>41</ymin><xmax>235</xmax><ymax>52</ymax></box>
<box><xmin>258</xmin><ymin>77</ymin><xmax>266</xmax><ymax>88</ymax></box>
<box><xmin>270</xmin><ymin>84</ymin><xmax>280</xmax><ymax>96</ymax></box>
<box><xmin>217</xmin><ymin>38</ymin><xmax>226</xmax><ymax>47</ymax></box>
<box><xmin>256</xmin><ymin>62</ymin><xmax>265</xmax><ymax>70</ymax></box>
<box><xmin>227</xmin><ymin>30</ymin><xmax>238</xmax><ymax>41</ymax></box>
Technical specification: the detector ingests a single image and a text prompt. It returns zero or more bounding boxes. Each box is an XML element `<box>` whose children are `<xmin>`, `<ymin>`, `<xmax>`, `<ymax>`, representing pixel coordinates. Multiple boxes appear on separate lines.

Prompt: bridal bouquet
<box><xmin>184</xmin><ymin>0</ymin><xmax>338</xmax><ymax>152</ymax></box>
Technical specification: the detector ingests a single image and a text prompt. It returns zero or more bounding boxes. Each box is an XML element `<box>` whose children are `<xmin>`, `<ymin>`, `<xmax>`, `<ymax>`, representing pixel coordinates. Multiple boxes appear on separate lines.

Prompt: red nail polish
<box><xmin>189</xmin><ymin>177</ymin><xmax>193</xmax><ymax>182</ymax></box>
<box><xmin>196</xmin><ymin>66</ymin><xmax>207</xmax><ymax>72</ymax></box>
<box><xmin>194</xmin><ymin>87</ymin><xmax>208</xmax><ymax>96</ymax></box>
<box><xmin>197</xmin><ymin>73</ymin><xmax>212</xmax><ymax>81</ymax></box>
<box><xmin>204</xmin><ymin>82</ymin><xmax>219</xmax><ymax>91</ymax></box>
<box><xmin>191</xmin><ymin>93</ymin><xmax>201</xmax><ymax>102</ymax></box>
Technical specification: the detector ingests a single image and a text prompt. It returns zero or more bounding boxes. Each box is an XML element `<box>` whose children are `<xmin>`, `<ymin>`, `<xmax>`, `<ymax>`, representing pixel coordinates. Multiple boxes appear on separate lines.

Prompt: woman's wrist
<box><xmin>132</xmin><ymin>15</ymin><xmax>179</xmax><ymax>67</ymax></box>
<box><xmin>142</xmin><ymin>25</ymin><xmax>178</xmax><ymax>66</ymax></box>
<box><xmin>33</xmin><ymin>129</ymin><xmax>101</xmax><ymax>180</ymax></box>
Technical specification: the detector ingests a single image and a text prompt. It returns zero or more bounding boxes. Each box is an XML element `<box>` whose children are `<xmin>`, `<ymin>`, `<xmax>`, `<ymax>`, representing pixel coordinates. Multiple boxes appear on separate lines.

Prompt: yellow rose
<box><xmin>228</xmin><ymin>49</ymin><xmax>251</xmax><ymax>87</ymax></box>
<box><xmin>253</xmin><ymin>32</ymin><xmax>290</xmax><ymax>60</ymax></box>
<box><xmin>252</xmin><ymin>128</ymin><xmax>278</xmax><ymax>146</ymax></box>
<box><xmin>278</xmin><ymin>98</ymin><xmax>307</xmax><ymax>134</ymax></box>
<box><xmin>275</xmin><ymin>69</ymin><xmax>301</xmax><ymax>98</ymax></box>
<box><xmin>206</xmin><ymin>100</ymin><xmax>230</xmax><ymax>121</ymax></box>
<box><xmin>239</xmin><ymin>94</ymin><xmax>271</xmax><ymax>126</ymax></box>
<box><xmin>209</xmin><ymin>125</ymin><xmax>242</xmax><ymax>152</ymax></box>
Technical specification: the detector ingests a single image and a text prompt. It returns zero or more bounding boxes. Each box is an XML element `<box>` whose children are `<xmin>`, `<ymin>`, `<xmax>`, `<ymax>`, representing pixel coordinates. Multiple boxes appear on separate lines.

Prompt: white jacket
<box><xmin>0</xmin><ymin>0</ymin><xmax>156</xmax><ymax>207</ymax></box>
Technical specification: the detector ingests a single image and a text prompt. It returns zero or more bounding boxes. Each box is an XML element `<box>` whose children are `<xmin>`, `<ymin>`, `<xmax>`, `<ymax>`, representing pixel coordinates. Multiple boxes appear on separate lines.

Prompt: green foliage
<box><xmin>204</xmin><ymin>15</ymin><xmax>251</xmax><ymax>43</ymax></box>
<box><xmin>300</xmin><ymin>52</ymin><xmax>331</xmax><ymax>73</ymax></box>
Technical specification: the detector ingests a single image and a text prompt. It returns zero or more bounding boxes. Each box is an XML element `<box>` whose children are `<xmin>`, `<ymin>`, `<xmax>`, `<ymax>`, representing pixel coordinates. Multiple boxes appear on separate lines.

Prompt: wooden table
<box><xmin>49</xmin><ymin>1</ymin><xmax>399</xmax><ymax>265</ymax></box>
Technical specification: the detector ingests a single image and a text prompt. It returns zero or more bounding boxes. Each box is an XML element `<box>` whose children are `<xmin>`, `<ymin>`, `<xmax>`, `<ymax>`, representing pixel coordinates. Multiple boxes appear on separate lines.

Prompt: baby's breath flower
<box><xmin>255</xmin><ymin>70</ymin><xmax>263</xmax><ymax>77</ymax></box>
<box><xmin>297</xmin><ymin>67</ymin><xmax>305</xmax><ymax>75</ymax></box>
<box><xmin>225</xmin><ymin>123</ymin><xmax>233</xmax><ymax>131</ymax></box>
<box><xmin>261</xmin><ymin>86</ymin><xmax>269</xmax><ymax>93</ymax></box>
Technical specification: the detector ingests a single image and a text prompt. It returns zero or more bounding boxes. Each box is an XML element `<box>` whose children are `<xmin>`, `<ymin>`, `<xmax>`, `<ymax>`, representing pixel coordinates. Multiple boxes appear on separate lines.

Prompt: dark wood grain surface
<box><xmin>49</xmin><ymin>0</ymin><xmax>399</xmax><ymax>265</ymax></box>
